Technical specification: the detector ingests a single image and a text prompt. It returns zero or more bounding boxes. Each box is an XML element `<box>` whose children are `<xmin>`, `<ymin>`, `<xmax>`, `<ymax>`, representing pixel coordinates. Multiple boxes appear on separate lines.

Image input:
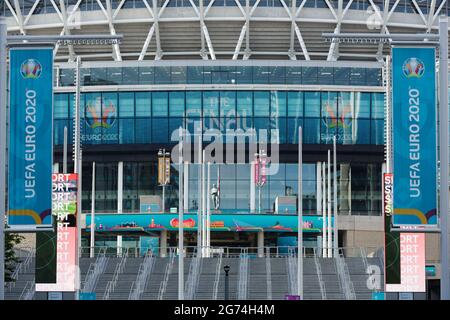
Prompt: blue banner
<box><xmin>8</xmin><ymin>47</ymin><xmax>53</xmax><ymax>227</ymax></box>
<box><xmin>392</xmin><ymin>47</ymin><xmax>437</xmax><ymax>226</ymax></box>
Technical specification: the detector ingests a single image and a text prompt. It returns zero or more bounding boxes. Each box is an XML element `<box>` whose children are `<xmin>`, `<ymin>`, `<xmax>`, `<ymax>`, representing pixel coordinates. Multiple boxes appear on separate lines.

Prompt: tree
<box><xmin>4</xmin><ymin>233</ymin><xmax>24</xmax><ymax>283</ymax></box>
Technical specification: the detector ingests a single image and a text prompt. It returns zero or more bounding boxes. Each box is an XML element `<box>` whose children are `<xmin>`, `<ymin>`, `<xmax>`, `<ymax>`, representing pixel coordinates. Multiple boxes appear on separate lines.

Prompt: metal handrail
<box><xmin>82</xmin><ymin>247</ymin><xmax>109</xmax><ymax>293</ymax></box>
<box><xmin>129</xmin><ymin>251</ymin><xmax>155</xmax><ymax>300</ymax></box>
<box><xmin>336</xmin><ymin>249</ymin><xmax>356</xmax><ymax>300</ymax></box>
<box><xmin>185</xmin><ymin>249</ymin><xmax>202</xmax><ymax>299</ymax></box>
<box><xmin>103</xmin><ymin>248</ymin><xmax>129</xmax><ymax>300</ymax></box>
<box><xmin>8</xmin><ymin>248</ymin><xmax>35</xmax><ymax>291</ymax></box>
<box><xmin>19</xmin><ymin>281</ymin><xmax>35</xmax><ymax>300</ymax></box>
<box><xmin>265</xmin><ymin>247</ymin><xmax>272</xmax><ymax>300</ymax></box>
<box><xmin>212</xmin><ymin>252</ymin><xmax>223</xmax><ymax>300</ymax></box>
<box><xmin>237</xmin><ymin>248</ymin><xmax>249</xmax><ymax>300</ymax></box>
<box><xmin>313</xmin><ymin>248</ymin><xmax>327</xmax><ymax>300</ymax></box>
<box><xmin>287</xmin><ymin>248</ymin><xmax>297</xmax><ymax>295</ymax></box>
<box><xmin>158</xmin><ymin>254</ymin><xmax>175</xmax><ymax>300</ymax></box>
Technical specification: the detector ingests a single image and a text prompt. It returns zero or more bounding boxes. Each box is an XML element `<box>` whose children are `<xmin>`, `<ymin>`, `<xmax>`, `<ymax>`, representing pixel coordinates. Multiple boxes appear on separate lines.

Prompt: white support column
<box><xmin>117</xmin><ymin>161</ymin><xmax>123</xmax><ymax>256</ymax></box>
<box><xmin>184</xmin><ymin>161</ymin><xmax>189</xmax><ymax>212</ymax></box>
<box><xmin>160</xmin><ymin>230</ymin><xmax>167</xmax><ymax>258</ymax></box>
<box><xmin>206</xmin><ymin>162</ymin><xmax>211</xmax><ymax>257</ymax></box>
<box><xmin>322</xmin><ymin>162</ymin><xmax>326</xmax><ymax>258</ymax></box>
<box><xmin>250</xmin><ymin>161</ymin><xmax>256</xmax><ymax>213</ymax></box>
<box><xmin>53</xmin><ymin>163</ymin><xmax>60</xmax><ymax>173</ymax></box>
<box><xmin>202</xmin><ymin>150</ymin><xmax>207</xmax><ymax>257</ymax></box>
<box><xmin>327</xmin><ymin>150</ymin><xmax>332</xmax><ymax>258</ymax></box>
<box><xmin>257</xmin><ymin>230</ymin><xmax>264</xmax><ymax>258</ymax></box>
<box><xmin>90</xmin><ymin>162</ymin><xmax>96</xmax><ymax>258</ymax></box>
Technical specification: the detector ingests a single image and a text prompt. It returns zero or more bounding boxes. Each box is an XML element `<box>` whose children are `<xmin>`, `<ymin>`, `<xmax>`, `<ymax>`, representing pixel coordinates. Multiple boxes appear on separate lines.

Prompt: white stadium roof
<box><xmin>1</xmin><ymin>0</ymin><xmax>450</xmax><ymax>62</ymax></box>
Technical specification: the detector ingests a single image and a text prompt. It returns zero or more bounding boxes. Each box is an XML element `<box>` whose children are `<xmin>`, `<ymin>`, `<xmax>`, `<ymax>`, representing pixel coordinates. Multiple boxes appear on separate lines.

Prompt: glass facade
<box><xmin>57</xmin><ymin>65</ymin><xmax>382</xmax><ymax>87</ymax></box>
<box><xmin>53</xmin><ymin>90</ymin><xmax>385</xmax><ymax>146</ymax></box>
<box><xmin>58</xmin><ymin>161</ymin><xmax>381</xmax><ymax>216</ymax></box>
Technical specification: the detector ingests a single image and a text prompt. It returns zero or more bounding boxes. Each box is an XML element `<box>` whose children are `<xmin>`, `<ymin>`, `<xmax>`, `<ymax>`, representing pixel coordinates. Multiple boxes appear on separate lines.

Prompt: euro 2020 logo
<box><xmin>322</xmin><ymin>101</ymin><xmax>353</xmax><ymax>130</ymax></box>
<box><xmin>402</xmin><ymin>57</ymin><xmax>425</xmax><ymax>79</ymax></box>
<box><xmin>20</xmin><ymin>59</ymin><xmax>42</xmax><ymax>79</ymax></box>
<box><xmin>86</xmin><ymin>97</ymin><xmax>117</xmax><ymax>129</ymax></box>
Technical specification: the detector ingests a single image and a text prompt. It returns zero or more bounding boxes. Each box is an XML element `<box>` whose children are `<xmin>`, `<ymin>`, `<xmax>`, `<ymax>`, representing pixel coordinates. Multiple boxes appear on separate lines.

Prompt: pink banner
<box><xmin>260</xmin><ymin>158</ymin><xmax>267</xmax><ymax>186</ymax></box>
<box><xmin>254</xmin><ymin>160</ymin><xmax>260</xmax><ymax>185</ymax></box>
<box><xmin>386</xmin><ymin>232</ymin><xmax>426</xmax><ymax>292</ymax></box>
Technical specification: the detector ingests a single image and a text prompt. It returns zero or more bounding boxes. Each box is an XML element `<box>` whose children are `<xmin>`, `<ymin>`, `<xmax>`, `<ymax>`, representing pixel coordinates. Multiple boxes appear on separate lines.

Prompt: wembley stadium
<box><xmin>0</xmin><ymin>0</ymin><xmax>450</xmax><ymax>301</ymax></box>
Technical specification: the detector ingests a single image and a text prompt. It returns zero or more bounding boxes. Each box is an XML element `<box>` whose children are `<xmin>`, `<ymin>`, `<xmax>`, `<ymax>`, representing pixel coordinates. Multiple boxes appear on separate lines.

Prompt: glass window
<box><xmin>334</xmin><ymin>67</ymin><xmax>350</xmax><ymax>85</ymax></box>
<box><xmin>123</xmin><ymin>67</ymin><xmax>138</xmax><ymax>85</ymax></box>
<box><xmin>372</xmin><ymin>93</ymin><xmax>384</xmax><ymax>119</ymax></box>
<box><xmin>119</xmin><ymin>92</ymin><xmax>134</xmax><ymax>117</ymax></box>
<box><xmin>136</xmin><ymin>118</ymin><xmax>151</xmax><ymax>143</ymax></box>
<box><xmin>287</xmin><ymin>91</ymin><xmax>303</xmax><ymax>118</ymax></box>
<box><xmin>304</xmin><ymin>92</ymin><xmax>320</xmax><ymax>117</ymax></box>
<box><xmin>366</xmin><ymin>68</ymin><xmax>382</xmax><ymax>86</ymax></box>
<box><xmin>154</xmin><ymin>66</ymin><xmax>171</xmax><ymax>84</ymax></box>
<box><xmin>237</xmin><ymin>91</ymin><xmax>253</xmax><ymax>117</ymax></box>
<box><xmin>152</xmin><ymin>118</ymin><xmax>168</xmax><ymax>143</ymax></box>
<box><xmin>271</xmin><ymin>117</ymin><xmax>287</xmax><ymax>144</ymax></box>
<box><xmin>171</xmin><ymin>66</ymin><xmax>187</xmax><ymax>84</ymax></box>
<box><xmin>187</xmin><ymin>66</ymin><xmax>203</xmax><ymax>84</ymax></box>
<box><xmin>59</xmin><ymin>68</ymin><xmax>74</xmax><ymax>87</ymax></box>
<box><xmin>236</xmin><ymin>180</ymin><xmax>250</xmax><ymax>210</ymax></box>
<box><xmin>254</xmin><ymin>91</ymin><xmax>270</xmax><ymax>116</ymax></box>
<box><xmin>203</xmin><ymin>67</ymin><xmax>212</xmax><ymax>84</ymax></box>
<box><xmin>203</xmin><ymin>91</ymin><xmax>219</xmax><ymax>117</ymax></box>
<box><xmin>106</xmin><ymin>67</ymin><xmax>122</xmax><ymax>85</ymax></box>
<box><xmin>354</xmin><ymin>92</ymin><xmax>371</xmax><ymax>119</ymax></box>
<box><xmin>119</xmin><ymin>118</ymin><xmax>135</xmax><ymax>144</ymax></box>
<box><xmin>271</xmin><ymin>91</ymin><xmax>286</xmax><ymax>117</ymax></box>
<box><xmin>90</xmin><ymin>68</ymin><xmax>108</xmax><ymax>85</ymax></box>
<box><xmin>318</xmin><ymin>67</ymin><xmax>334</xmax><ymax>85</ymax></box>
<box><xmin>355</xmin><ymin>119</ymin><xmax>371</xmax><ymax>144</ymax></box>
<box><xmin>139</xmin><ymin>67</ymin><xmax>154</xmax><ymax>84</ymax></box>
<box><xmin>186</xmin><ymin>91</ymin><xmax>202</xmax><ymax>117</ymax></box>
<box><xmin>304</xmin><ymin>118</ymin><xmax>320</xmax><ymax>144</ymax></box>
<box><xmin>136</xmin><ymin>92</ymin><xmax>151</xmax><ymax>117</ymax></box>
<box><xmin>54</xmin><ymin>94</ymin><xmax>68</xmax><ymax>119</ymax></box>
<box><xmin>350</xmin><ymin>68</ymin><xmax>366</xmax><ymax>86</ymax></box>
<box><xmin>235</xmin><ymin>66</ymin><xmax>253</xmax><ymax>84</ymax></box>
<box><xmin>287</xmin><ymin>118</ymin><xmax>303</xmax><ymax>143</ymax></box>
<box><xmin>254</xmin><ymin>118</ymin><xmax>270</xmax><ymax>142</ymax></box>
<box><xmin>253</xmin><ymin>66</ymin><xmax>270</xmax><ymax>84</ymax></box>
<box><xmin>169</xmin><ymin>118</ymin><xmax>184</xmax><ymax>142</ymax></box>
<box><xmin>54</xmin><ymin>119</ymin><xmax>68</xmax><ymax>145</ymax></box>
<box><xmin>286</xmin><ymin>67</ymin><xmax>302</xmax><ymax>84</ymax></box>
<box><xmin>303</xmin><ymin>67</ymin><xmax>318</xmax><ymax>85</ymax></box>
<box><xmin>269</xmin><ymin>66</ymin><xmax>285</xmax><ymax>84</ymax></box>
<box><xmin>338</xmin><ymin>92</ymin><xmax>354</xmax><ymax>119</ymax></box>
<box><xmin>371</xmin><ymin>119</ymin><xmax>384</xmax><ymax>145</ymax></box>
<box><xmin>152</xmin><ymin>92</ymin><xmax>168</xmax><ymax>116</ymax></box>
<box><xmin>220</xmin><ymin>91</ymin><xmax>236</xmax><ymax>117</ymax></box>
<box><xmin>169</xmin><ymin>91</ymin><xmax>185</xmax><ymax>116</ymax></box>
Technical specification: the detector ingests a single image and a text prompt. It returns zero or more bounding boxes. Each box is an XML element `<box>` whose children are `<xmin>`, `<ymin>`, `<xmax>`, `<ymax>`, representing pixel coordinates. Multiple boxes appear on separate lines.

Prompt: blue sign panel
<box><xmin>79</xmin><ymin>292</ymin><xmax>96</xmax><ymax>300</ymax></box>
<box><xmin>8</xmin><ymin>47</ymin><xmax>53</xmax><ymax>227</ymax></box>
<box><xmin>392</xmin><ymin>47</ymin><xmax>437</xmax><ymax>227</ymax></box>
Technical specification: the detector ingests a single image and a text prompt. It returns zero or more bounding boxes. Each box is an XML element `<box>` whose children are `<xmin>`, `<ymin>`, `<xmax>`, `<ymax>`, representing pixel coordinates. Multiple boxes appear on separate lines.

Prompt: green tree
<box><xmin>4</xmin><ymin>233</ymin><xmax>24</xmax><ymax>283</ymax></box>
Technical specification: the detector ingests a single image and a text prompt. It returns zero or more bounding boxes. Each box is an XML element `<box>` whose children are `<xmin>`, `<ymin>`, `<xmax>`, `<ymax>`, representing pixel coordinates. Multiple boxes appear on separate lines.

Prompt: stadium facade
<box><xmin>2</xmin><ymin>0</ymin><xmax>450</xmax><ymax>298</ymax></box>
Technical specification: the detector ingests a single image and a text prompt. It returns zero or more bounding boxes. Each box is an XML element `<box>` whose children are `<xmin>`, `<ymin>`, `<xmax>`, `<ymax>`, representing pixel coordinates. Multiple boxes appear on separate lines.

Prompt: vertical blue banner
<box><xmin>392</xmin><ymin>47</ymin><xmax>437</xmax><ymax>227</ymax></box>
<box><xmin>8</xmin><ymin>47</ymin><xmax>53</xmax><ymax>227</ymax></box>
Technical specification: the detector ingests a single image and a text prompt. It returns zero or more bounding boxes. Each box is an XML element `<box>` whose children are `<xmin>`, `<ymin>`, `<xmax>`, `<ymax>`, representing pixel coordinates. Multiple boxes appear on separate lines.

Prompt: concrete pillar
<box><xmin>257</xmin><ymin>230</ymin><xmax>264</xmax><ymax>258</ymax></box>
<box><xmin>160</xmin><ymin>230</ymin><xmax>168</xmax><ymax>258</ymax></box>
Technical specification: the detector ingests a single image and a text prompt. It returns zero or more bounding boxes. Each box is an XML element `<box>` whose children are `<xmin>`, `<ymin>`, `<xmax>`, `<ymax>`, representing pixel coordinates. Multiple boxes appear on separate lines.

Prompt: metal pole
<box><xmin>298</xmin><ymin>127</ymin><xmax>303</xmax><ymax>299</ymax></box>
<box><xmin>74</xmin><ymin>56</ymin><xmax>82</xmax><ymax>299</ymax></box>
<box><xmin>178</xmin><ymin>127</ymin><xmax>184</xmax><ymax>300</ymax></box>
<box><xmin>322</xmin><ymin>162</ymin><xmax>326</xmax><ymax>258</ymax></box>
<box><xmin>439</xmin><ymin>15</ymin><xmax>449</xmax><ymax>300</ymax></box>
<box><xmin>333</xmin><ymin>136</ymin><xmax>338</xmax><ymax>257</ymax></box>
<box><xmin>0</xmin><ymin>17</ymin><xmax>7</xmax><ymax>301</ymax></box>
<box><xmin>224</xmin><ymin>268</ymin><xmax>229</xmax><ymax>300</ymax></box>
<box><xmin>202</xmin><ymin>150</ymin><xmax>206</xmax><ymax>257</ymax></box>
<box><xmin>206</xmin><ymin>162</ymin><xmax>211</xmax><ymax>258</ymax></box>
<box><xmin>63</xmin><ymin>126</ymin><xmax>68</xmax><ymax>174</ymax></box>
<box><xmin>162</xmin><ymin>184</ymin><xmax>165</xmax><ymax>213</ymax></box>
<box><xmin>327</xmin><ymin>150</ymin><xmax>332</xmax><ymax>258</ymax></box>
<box><xmin>197</xmin><ymin>128</ymin><xmax>202</xmax><ymax>256</ymax></box>
<box><xmin>90</xmin><ymin>162</ymin><xmax>96</xmax><ymax>258</ymax></box>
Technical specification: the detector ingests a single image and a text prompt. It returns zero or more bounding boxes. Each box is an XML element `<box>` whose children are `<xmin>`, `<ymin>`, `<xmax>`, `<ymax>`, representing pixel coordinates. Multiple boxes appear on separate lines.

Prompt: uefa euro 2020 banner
<box><xmin>8</xmin><ymin>47</ymin><xmax>53</xmax><ymax>228</ymax></box>
<box><xmin>392</xmin><ymin>47</ymin><xmax>437</xmax><ymax>228</ymax></box>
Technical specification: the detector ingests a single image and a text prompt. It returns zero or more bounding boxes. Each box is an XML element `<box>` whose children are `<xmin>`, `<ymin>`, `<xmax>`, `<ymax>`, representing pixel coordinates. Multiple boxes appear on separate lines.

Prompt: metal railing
<box><xmin>103</xmin><ymin>248</ymin><xmax>129</xmax><ymax>300</ymax></box>
<box><xmin>212</xmin><ymin>252</ymin><xmax>223</xmax><ymax>300</ymax></box>
<box><xmin>8</xmin><ymin>248</ymin><xmax>35</xmax><ymax>291</ymax></box>
<box><xmin>313</xmin><ymin>248</ymin><xmax>327</xmax><ymax>300</ymax></box>
<box><xmin>265</xmin><ymin>247</ymin><xmax>272</xmax><ymax>300</ymax></box>
<box><xmin>335</xmin><ymin>248</ymin><xmax>356</xmax><ymax>300</ymax></box>
<box><xmin>19</xmin><ymin>281</ymin><xmax>35</xmax><ymax>300</ymax></box>
<box><xmin>184</xmin><ymin>249</ymin><xmax>202</xmax><ymax>300</ymax></box>
<box><xmin>128</xmin><ymin>251</ymin><xmax>155</xmax><ymax>300</ymax></box>
<box><xmin>237</xmin><ymin>248</ymin><xmax>249</xmax><ymax>300</ymax></box>
<box><xmin>287</xmin><ymin>248</ymin><xmax>297</xmax><ymax>295</ymax></box>
<box><xmin>158</xmin><ymin>253</ymin><xmax>176</xmax><ymax>300</ymax></box>
<box><xmin>82</xmin><ymin>247</ymin><xmax>109</xmax><ymax>293</ymax></box>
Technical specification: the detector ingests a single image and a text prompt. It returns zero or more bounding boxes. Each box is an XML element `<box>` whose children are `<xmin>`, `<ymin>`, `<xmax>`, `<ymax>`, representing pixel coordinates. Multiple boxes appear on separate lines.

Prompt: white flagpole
<box><xmin>90</xmin><ymin>162</ymin><xmax>96</xmax><ymax>258</ymax></box>
<box><xmin>206</xmin><ymin>162</ymin><xmax>211</xmax><ymax>257</ymax></box>
<box><xmin>178</xmin><ymin>127</ymin><xmax>184</xmax><ymax>300</ymax></box>
<box><xmin>322</xmin><ymin>162</ymin><xmax>326</xmax><ymax>258</ymax></box>
<box><xmin>298</xmin><ymin>127</ymin><xmax>303</xmax><ymax>299</ymax></box>
<box><xmin>333</xmin><ymin>136</ymin><xmax>338</xmax><ymax>257</ymax></box>
<box><xmin>327</xmin><ymin>150</ymin><xmax>332</xmax><ymax>258</ymax></box>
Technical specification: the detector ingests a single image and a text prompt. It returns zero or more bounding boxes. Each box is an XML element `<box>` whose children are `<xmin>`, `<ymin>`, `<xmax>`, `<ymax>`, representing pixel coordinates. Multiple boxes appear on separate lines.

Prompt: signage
<box><xmin>392</xmin><ymin>47</ymin><xmax>437</xmax><ymax>228</ymax></box>
<box><xmin>386</xmin><ymin>233</ymin><xmax>426</xmax><ymax>292</ymax></box>
<box><xmin>36</xmin><ymin>174</ymin><xmax>78</xmax><ymax>292</ymax></box>
<box><xmin>8</xmin><ymin>47</ymin><xmax>53</xmax><ymax>229</ymax></box>
<box><xmin>383</xmin><ymin>173</ymin><xmax>401</xmax><ymax>286</ymax></box>
<box><xmin>79</xmin><ymin>292</ymin><xmax>96</xmax><ymax>300</ymax></box>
